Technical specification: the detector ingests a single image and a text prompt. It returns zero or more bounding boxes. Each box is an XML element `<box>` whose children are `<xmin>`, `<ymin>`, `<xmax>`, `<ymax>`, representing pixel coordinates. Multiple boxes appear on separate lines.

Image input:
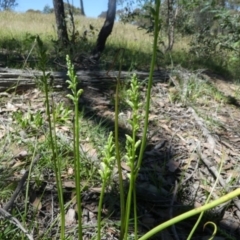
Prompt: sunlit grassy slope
<box><xmin>0</xmin><ymin>11</ymin><xmax>229</xmax><ymax>74</ymax></box>
<box><xmin>0</xmin><ymin>11</ymin><xmax>160</xmax><ymax>69</ymax></box>
<box><xmin>0</xmin><ymin>11</ymin><xmax>154</xmax><ymax>51</ymax></box>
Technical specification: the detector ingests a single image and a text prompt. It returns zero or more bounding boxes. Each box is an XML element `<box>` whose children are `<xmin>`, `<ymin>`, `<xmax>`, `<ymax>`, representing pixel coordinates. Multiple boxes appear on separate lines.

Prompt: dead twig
<box><xmin>189</xmin><ymin>107</ymin><xmax>217</xmax><ymax>153</ymax></box>
<box><xmin>0</xmin><ymin>207</ymin><xmax>34</xmax><ymax>240</ymax></box>
<box><xmin>196</xmin><ymin>146</ymin><xmax>227</xmax><ymax>191</ymax></box>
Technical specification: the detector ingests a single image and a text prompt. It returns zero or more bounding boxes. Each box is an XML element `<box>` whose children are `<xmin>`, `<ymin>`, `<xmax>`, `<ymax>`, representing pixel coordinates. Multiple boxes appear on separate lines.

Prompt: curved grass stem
<box><xmin>139</xmin><ymin>188</ymin><xmax>240</xmax><ymax>240</ymax></box>
<box><xmin>136</xmin><ymin>0</ymin><xmax>161</xmax><ymax>173</ymax></box>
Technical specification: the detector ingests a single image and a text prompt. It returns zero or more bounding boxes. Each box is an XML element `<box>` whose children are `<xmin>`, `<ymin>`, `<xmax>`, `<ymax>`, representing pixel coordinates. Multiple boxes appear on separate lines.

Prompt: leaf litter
<box><xmin>1</xmin><ymin>69</ymin><xmax>240</xmax><ymax>239</ymax></box>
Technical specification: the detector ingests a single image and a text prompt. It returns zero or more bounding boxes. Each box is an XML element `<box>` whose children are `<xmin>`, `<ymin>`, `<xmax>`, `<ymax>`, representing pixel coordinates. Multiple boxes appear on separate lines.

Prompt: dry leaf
<box><xmin>121</xmin><ymin>162</ymin><xmax>131</xmax><ymax>172</ymax></box>
<box><xmin>0</xmin><ymin>128</ymin><xmax>6</xmax><ymax>138</ymax></box>
<box><xmin>58</xmin><ymin>125</ymin><xmax>71</xmax><ymax>132</ymax></box>
<box><xmin>38</xmin><ymin>135</ymin><xmax>46</xmax><ymax>142</ymax></box>
<box><xmin>90</xmin><ymin>187</ymin><xmax>102</xmax><ymax>193</ymax></box>
<box><xmin>67</xmin><ymin>167</ymin><xmax>74</xmax><ymax>175</ymax></box>
<box><xmin>222</xmin><ymin>163</ymin><xmax>233</xmax><ymax>170</ymax></box>
<box><xmin>12</xmin><ymin>160</ymin><xmax>25</xmax><ymax>168</ymax></box>
<box><xmin>194</xmin><ymin>201</ymin><xmax>202</xmax><ymax>208</ymax></box>
<box><xmin>5</xmin><ymin>102</ymin><xmax>18</xmax><ymax>112</ymax></box>
<box><xmin>231</xmin><ymin>137</ymin><xmax>240</xmax><ymax>142</ymax></box>
<box><xmin>32</xmin><ymin>197</ymin><xmax>42</xmax><ymax>212</ymax></box>
<box><xmin>63</xmin><ymin>180</ymin><xmax>75</xmax><ymax>188</ymax></box>
<box><xmin>0</xmin><ymin>92</ymin><xmax>10</xmax><ymax>97</ymax></box>
<box><xmin>65</xmin><ymin>208</ymin><xmax>76</xmax><ymax>226</ymax></box>
<box><xmin>15</xmin><ymin>150</ymin><xmax>28</xmax><ymax>159</ymax></box>
<box><xmin>149</xmin><ymin>114</ymin><xmax>158</xmax><ymax>121</ymax></box>
<box><xmin>81</xmin><ymin>143</ymin><xmax>98</xmax><ymax>161</ymax></box>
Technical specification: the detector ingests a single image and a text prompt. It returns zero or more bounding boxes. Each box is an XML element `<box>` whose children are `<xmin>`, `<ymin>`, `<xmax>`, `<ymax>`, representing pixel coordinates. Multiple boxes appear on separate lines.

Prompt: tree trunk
<box><xmin>80</xmin><ymin>0</ymin><xmax>85</xmax><ymax>16</ymax></box>
<box><xmin>90</xmin><ymin>0</ymin><xmax>116</xmax><ymax>62</ymax></box>
<box><xmin>53</xmin><ymin>0</ymin><xmax>69</xmax><ymax>46</ymax></box>
<box><xmin>166</xmin><ymin>0</ymin><xmax>175</xmax><ymax>51</ymax></box>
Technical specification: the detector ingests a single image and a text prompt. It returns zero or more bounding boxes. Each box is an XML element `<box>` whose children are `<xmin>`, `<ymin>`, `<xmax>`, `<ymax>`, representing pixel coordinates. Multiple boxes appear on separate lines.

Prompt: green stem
<box><xmin>136</xmin><ymin>0</ymin><xmax>160</xmax><ymax>171</ymax></box>
<box><xmin>74</xmin><ymin>98</ymin><xmax>83</xmax><ymax>240</ymax></box>
<box><xmin>115</xmin><ymin>53</ymin><xmax>125</xmax><ymax>240</ymax></box>
<box><xmin>124</xmin><ymin>174</ymin><xmax>135</xmax><ymax>240</ymax></box>
<box><xmin>23</xmin><ymin>145</ymin><xmax>37</xmax><ymax>225</ymax></box>
<box><xmin>36</xmin><ymin>36</ymin><xmax>65</xmax><ymax>238</ymax></box>
<box><xmin>97</xmin><ymin>180</ymin><xmax>107</xmax><ymax>240</ymax></box>
<box><xmin>124</xmin><ymin>90</ymin><xmax>139</xmax><ymax>239</ymax></box>
<box><xmin>133</xmin><ymin>178</ymin><xmax>138</xmax><ymax>240</ymax></box>
<box><xmin>139</xmin><ymin>188</ymin><xmax>240</xmax><ymax>240</ymax></box>
<box><xmin>131</xmin><ymin>115</ymin><xmax>138</xmax><ymax>239</ymax></box>
<box><xmin>66</xmin><ymin>55</ymin><xmax>83</xmax><ymax>240</ymax></box>
<box><xmin>43</xmin><ymin>71</ymin><xmax>65</xmax><ymax>239</ymax></box>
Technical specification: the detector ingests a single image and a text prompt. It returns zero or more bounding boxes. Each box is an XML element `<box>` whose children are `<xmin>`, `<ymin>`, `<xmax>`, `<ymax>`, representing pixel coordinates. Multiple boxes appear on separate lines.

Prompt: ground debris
<box><xmin>1</xmin><ymin>68</ymin><xmax>240</xmax><ymax>239</ymax></box>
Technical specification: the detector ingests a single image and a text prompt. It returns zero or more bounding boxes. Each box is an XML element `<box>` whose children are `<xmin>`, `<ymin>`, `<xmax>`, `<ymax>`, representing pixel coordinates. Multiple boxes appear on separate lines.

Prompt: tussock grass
<box><xmin>0</xmin><ymin>11</ymin><xmax>153</xmax><ymax>52</ymax></box>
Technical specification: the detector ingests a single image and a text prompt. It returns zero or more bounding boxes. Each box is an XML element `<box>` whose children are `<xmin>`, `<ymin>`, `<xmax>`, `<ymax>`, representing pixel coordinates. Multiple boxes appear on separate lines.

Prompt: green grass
<box><xmin>0</xmin><ymin>89</ymin><xmax>111</xmax><ymax>238</ymax></box>
<box><xmin>168</xmin><ymin>69</ymin><xmax>229</xmax><ymax>106</ymax></box>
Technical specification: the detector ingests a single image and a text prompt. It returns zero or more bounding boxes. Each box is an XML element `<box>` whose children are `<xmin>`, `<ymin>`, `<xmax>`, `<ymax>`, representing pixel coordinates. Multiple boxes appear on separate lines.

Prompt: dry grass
<box><xmin>0</xmin><ymin>11</ymin><xmax>154</xmax><ymax>52</ymax></box>
<box><xmin>111</xmin><ymin>21</ymin><xmax>153</xmax><ymax>52</ymax></box>
<box><xmin>173</xmin><ymin>35</ymin><xmax>191</xmax><ymax>51</ymax></box>
<box><xmin>1</xmin><ymin>11</ymin><xmax>234</xmax><ymax>75</ymax></box>
<box><xmin>0</xmin><ymin>11</ymin><xmax>56</xmax><ymax>39</ymax></box>
<box><xmin>0</xmin><ymin>11</ymin><xmax>200</xmax><ymax>72</ymax></box>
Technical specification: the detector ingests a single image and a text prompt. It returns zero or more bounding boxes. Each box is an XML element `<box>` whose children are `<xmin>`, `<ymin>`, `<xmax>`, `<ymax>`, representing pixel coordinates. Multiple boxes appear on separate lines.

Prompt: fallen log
<box><xmin>0</xmin><ymin>67</ymin><xmax>169</xmax><ymax>92</ymax></box>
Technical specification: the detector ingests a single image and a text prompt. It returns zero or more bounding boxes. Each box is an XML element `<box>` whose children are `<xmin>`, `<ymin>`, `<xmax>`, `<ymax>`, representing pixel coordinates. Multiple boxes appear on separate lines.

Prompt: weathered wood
<box><xmin>0</xmin><ymin>67</ymin><xmax>169</xmax><ymax>92</ymax></box>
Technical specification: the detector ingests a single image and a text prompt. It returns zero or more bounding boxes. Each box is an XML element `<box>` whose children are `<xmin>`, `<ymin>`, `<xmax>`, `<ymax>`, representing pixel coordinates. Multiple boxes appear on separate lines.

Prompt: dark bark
<box><xmin>53</xmin><ymin>0</ymin><xmax>69</xmax><ymax>46</ymax></box>
<box><xmin>90</xmin><ymin>0</ymin><xmax>117</xmax><ymax>62</ymax></box>
<box><xmin>80</xmin><ymin>0</ymin><xmax>85</xmax><ymax>16</ymax></box>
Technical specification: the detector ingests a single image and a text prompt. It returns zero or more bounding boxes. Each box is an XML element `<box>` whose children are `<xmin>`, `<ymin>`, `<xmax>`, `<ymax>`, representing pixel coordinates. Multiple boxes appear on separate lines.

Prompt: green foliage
<box><xmin>123</xmin><ymin>74</ymin><xmax>143</xmax><ymax>240</ymax></box>
<box><xmin>0</xmin><ymin>0</ymin><xmax>17</xmax><ymax>10</ymax></box>
<box><xmin>189</xmin><ymin>7</ymin><xmax>240</xmax><ymax>77</ymax></box>
<box><xmin>42</xmin><ymin>4</ymin><xmax>54</xmax><ymax>14</ymax></box>
<box><xmin>42</xmin><ymin>2</ymin><xmax>83</xmax><ymax>15</ymax></box>
<box><xmin>119</xmin><ymin>1</ymin><xmax>159</xmax><ymax>33</ymax></box>
<box><xmin>168</xmin><ymin>71</ymin><xmax>227</xmax><ymax>106</ymax></box>
<box><xmin>64</xmin><ymin>1</ymin><xmax>83</xmax><ymax>15</ymax></box>
<box><xmin>26</xmin><ymin>9</ymin><xmax>41</xmax><ymax>14</ymax></box>
<box><xmin>54</xmin><ymin>102</ymin><xmax>73</xmax><ymax>124</ymax></box>
<box><xmin>36</xmin><ymin>35</ymin><xmax>66</xmax><ymax>238</ymax></box>
<box><xmin>13</xmin><ymin>109</ymin><xmax>43</xmax><ymax>130</ymax></box>
<box><xmin>0</xmin><ymin>220</ymin><xmax>20</xmax><ymax>239</ymax></box>
<box><xmin>97</xmin><ymin>132</ymin><xmax>115</xmax><ymax>240</ymax></box>
<box><xmin>98</xmin><ymin>11</ymin><xmax>107</xmax><ymax>18</ymax></box>
<box><xmin>99</xmin><ymin>132</ymin><xmax>115</xmax><ymax>181</ymax></box>
<box><xmin>66</xmin><ymin>54</ymin><xmax>84</xmax><ymax>240</ymax></box>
